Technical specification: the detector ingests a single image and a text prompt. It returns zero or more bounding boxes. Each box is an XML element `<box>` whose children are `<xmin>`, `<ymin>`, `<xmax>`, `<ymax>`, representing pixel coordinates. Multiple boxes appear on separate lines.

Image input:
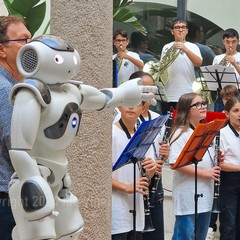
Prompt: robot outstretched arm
<box><xmin>79</xmin><ymin>78</ymin><xmax>158</xmax><ymax>111</ymax></box>
<box><xmin>15</xmin><ymin>35</ymin><xmax>157</xmax><ymax>112</ymax></box>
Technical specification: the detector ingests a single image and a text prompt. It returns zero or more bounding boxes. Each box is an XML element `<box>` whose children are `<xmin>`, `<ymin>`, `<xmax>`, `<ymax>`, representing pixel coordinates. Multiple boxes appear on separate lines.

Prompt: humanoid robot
<box><xmin>8</xmin><ymin>35</ymin><xmax>157</xmax><ymax>240</ymax></box>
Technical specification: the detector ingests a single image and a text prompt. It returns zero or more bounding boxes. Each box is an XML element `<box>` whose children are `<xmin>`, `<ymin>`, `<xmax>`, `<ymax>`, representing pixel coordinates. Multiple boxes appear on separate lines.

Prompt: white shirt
<box><xmin>160</xmin><ymin>41</ymin><xmax>202</xmax><ymax>102</ymax></box>
<box><xmin>168</xmin><ymin>127</ymin><xmax>214</xmax><ymax>215</ymax></box>
<box><xmin>220</xmin><ymin>124</ymin><xmax>240</xmax><ymax>165</ymax></box>
<box><xmin>112</xmin><ymin>124</ymin><xmax>155</xmax><ymax>234</ymax></box>
<box><xmin>213</xmin><ymin>52</ymin><xmax>240</xmax><ymax>81</ymax></box>
<box><xmin>112</xmin><ymin>51</ymin><xmax>143</xmax><ymax>84</ymax></box>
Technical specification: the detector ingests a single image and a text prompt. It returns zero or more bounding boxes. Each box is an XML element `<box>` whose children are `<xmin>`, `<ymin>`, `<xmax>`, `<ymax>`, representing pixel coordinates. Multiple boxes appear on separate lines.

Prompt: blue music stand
<box><xmin>112</xmin><ymin>114</ymin><xmax>169</xmax><ymax>240</ymax></box>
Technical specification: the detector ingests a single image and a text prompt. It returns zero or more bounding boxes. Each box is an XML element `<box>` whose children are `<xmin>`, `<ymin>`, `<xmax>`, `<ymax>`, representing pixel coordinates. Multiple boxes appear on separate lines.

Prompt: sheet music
<box><xmin>200</xmin><ymin>65</ymin><xmax>239</xmax><ymax>90</ymax></box>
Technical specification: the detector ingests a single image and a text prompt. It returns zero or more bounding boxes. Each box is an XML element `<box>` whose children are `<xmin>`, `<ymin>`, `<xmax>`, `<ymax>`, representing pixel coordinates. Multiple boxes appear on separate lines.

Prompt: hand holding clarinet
<box><xmin>149</xmin><ymin>108</ymin><xmax>174</xmax><ymax>207</ymax></box>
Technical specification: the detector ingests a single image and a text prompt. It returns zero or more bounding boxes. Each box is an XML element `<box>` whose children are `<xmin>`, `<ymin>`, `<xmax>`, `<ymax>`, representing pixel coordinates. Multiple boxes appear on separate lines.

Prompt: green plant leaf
<box><xmin>113</xmin><ymin>5</ymin><xmax>146</xmax><ymax>35</ymax></box>
<box><xmin>119</xmin><ymin>0</ymin><xmax>133</xmax><ymax>8</ymax></box>
<box><xmin>113</xmin><ymin>0</ymin><xmax>146</xmax><ymax>34</ymax></box>
<box><xmin>4</xmin><ymin>0</ymin><xmax>41</xmax><ymax>17</ymax></box>
<box><xmin>114</xmin><ymin>8</ymin><xmax>137</xmax><ymax>22</ymax></box>
<box><xmin>113</xmin><ymin>0</ymin><xmax>121</xmax><ymax>10</ymax></box>
<box><xmin>26</xmin><ymin>2</ymin><xmax>46</xmax><ymax>36</ymax></box>
<box><xmin>3</xmin><ymin>0</ymin><xmax>46</xmax><ymax>37</ymax></box>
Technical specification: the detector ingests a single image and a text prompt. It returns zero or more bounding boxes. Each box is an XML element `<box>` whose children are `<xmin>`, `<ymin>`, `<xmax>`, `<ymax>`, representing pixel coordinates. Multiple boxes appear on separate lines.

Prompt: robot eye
<box><xmin>54</xmin><ymin>54</ymin><xmax>64</xmax><ymax>64</ymax></box>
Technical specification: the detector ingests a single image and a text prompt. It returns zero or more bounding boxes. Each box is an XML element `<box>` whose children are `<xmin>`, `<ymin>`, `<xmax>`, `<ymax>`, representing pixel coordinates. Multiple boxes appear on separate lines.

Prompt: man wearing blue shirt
<box><xmin>0</xmin><ymin>15</ymin><xmax>31</xmax><ymax>240</ymax></box>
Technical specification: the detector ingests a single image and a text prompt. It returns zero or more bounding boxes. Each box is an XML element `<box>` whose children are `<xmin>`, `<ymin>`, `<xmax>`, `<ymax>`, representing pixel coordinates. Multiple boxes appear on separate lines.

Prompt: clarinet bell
<box><xmin>142</xmin><ymin>214</ymin><xmax>155</xmax><ymax>232</ymax></box>
<box><xmin>211</xmin><ymin>198</ymin><xmax>220</xmax><ymax>213</ymax></box>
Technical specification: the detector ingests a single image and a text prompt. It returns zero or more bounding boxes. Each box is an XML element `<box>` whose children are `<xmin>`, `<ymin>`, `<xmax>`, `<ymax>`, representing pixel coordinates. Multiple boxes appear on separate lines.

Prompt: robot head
<box><xmin>16</xmin><ymin>35</ymin><xmax>81</xmax><ymax>84</ymax></box>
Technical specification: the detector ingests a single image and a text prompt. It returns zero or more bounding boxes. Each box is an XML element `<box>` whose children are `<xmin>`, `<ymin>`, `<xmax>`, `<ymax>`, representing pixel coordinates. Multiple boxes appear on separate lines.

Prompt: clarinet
<box><xmin>149</xmin><ymin>107</ymin><xmax>174</xmax><ymax>207</ymax></box>
<box><xmin>140</xmin><ymin>164</ymin><xmax>155</xmax><ymax>232</ymax></box>
<box><xmin>212</xmin><ymin>131</ymin><xmax>221</xmax><ymax>213</ymax></box>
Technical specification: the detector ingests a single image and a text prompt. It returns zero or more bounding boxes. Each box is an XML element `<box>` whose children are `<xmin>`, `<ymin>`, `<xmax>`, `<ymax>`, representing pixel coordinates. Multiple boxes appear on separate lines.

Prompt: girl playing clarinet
<box><xmin>219</xmin><ymin>97</ymin><xmax>240</xmax><ymax>240</ymax></box>
<box><xmin>168</xmin><ymin>92</ymin><xmax>221</xmax><ymax>240</ymax></box>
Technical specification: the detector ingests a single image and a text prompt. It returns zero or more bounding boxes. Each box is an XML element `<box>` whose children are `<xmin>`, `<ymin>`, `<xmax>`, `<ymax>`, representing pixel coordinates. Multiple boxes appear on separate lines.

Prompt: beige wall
<box><xmin>51</xmin><ymin>1</ymin><xmax>112</xmax><ymax>239</ymax></box>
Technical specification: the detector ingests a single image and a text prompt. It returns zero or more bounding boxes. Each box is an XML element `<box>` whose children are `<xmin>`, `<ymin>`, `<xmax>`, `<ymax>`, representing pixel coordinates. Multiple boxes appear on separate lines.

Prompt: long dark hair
<box><xmin>169</xmin><ymin>92</ymin><xmax>205</xmax><ymax>144</ymax></box>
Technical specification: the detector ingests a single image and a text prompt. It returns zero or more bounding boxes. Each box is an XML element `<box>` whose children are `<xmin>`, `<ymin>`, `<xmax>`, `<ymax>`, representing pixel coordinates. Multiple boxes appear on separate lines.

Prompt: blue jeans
<box><xmin>0</xmin><ymin>193</ymin><xmax>15</xmax><ymax>240</ymax></box>
<box><xmin>172</xmin><ymin>212</ymin><xmax>211</xmax><ymax>240</ymax></box>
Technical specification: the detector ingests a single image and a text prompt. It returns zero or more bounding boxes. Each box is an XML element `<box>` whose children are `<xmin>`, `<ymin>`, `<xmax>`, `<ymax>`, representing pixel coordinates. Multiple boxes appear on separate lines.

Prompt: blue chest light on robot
<box><xmin>72</xmin><ymin>117</ymin><xmax>78</xmax><ymax>128</ymax></box>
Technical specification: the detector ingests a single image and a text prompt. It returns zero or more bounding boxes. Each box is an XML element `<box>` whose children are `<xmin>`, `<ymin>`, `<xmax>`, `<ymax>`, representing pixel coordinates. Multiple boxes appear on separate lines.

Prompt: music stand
<box><xmin>200</xmin><ymin>65</ymin><xmax>240</xmax><ymax>92</ymax></box>
<box><xmin>171</xmin><ymin>119</ymin><xmax>225</xmax><ymax>240</ymax></box>
<box><xmin>112</xmin><ymin>114</ymin><xmax>169</xmax><ymax>240</ymax></box>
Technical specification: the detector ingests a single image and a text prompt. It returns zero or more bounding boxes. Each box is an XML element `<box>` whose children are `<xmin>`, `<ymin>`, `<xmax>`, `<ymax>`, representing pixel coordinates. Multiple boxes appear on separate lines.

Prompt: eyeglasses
<box><xmin>190</xmin><ymin>101</ymin><xmax>208</xmax><ymax>110</ymax></box>
<box><xmin>224</xmin><ymin>40</ymin><xmax>238</xmax><ymax>45</ymax></box>
<box><xmin>173</xmin><ymin>26</ymin><xmax>187</xmax><ymax>30</ymax></box>
<box><xmin>1</xmin><ymin>38</ymin><xmax>31</xmax><ymax>44</ymax></box>
<box><xmin>115</xmin><ymin>39</ymin><xmax>127</xmax><ymax>43</ymax></box>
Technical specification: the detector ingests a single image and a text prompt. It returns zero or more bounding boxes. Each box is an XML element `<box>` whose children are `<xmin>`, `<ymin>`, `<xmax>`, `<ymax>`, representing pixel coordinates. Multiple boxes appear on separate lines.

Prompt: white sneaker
<box><xmin>206</xmin><ymin>228</ymin><xmax>216</xmax><ymax>240</ymax></box>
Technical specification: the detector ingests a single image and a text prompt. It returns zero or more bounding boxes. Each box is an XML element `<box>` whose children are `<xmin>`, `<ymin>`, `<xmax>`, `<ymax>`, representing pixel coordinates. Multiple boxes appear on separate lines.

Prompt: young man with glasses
<box><xmin>213</xmin><ymin>28</ymin><xmax>240</xmax><ymax>78</ymax></box>
<box><xmin>212</xmin><ymin>29</ymin><xmax>240</xmax><ymax>113</ymax></box>
<box><xmin>0</xmin><ymin>15</ymin><xmax>31</xmax><ymax>240</ymax></box>
<box><xmin>112</xmin><ymin>29</ymin><xmax>144</xmax><ymax>85</ymax></box>
<box><xmin>159</xmin><ymin>18</ymin><xmax>203</xmax><ymax>114</ymax></box>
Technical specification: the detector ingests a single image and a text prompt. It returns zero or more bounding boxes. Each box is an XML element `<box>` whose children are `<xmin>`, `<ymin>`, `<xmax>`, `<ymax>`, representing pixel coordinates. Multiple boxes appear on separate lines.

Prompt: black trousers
<box><xmin>219</xmin><ymin>171</ymin><xmax>240</xmax><ymax>240</ymax></box>
<box><xmin>0</xmin><ymin>192</ymin><xmax>15</xmax><ymax>240</ymax></box>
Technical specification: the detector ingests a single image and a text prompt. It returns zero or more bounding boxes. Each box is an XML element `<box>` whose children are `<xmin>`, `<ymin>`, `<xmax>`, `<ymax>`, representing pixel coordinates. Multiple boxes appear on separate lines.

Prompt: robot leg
<box><xmin>9</xmin><ymin>177</ymin><xmax>57</xmax><ymax>240</ymax></box>
<box><xmin>55</xmin><ymin>176</ymin><xmax>84</xmax><ymax>239</ymax></box>
<box><xmin>8</xmin><ymin>150</ymin><xmax>57</xmax><ymax>240</ymax></box>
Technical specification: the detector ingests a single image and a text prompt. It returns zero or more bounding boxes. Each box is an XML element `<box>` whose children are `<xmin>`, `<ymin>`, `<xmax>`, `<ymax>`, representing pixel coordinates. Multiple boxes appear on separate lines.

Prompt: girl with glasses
<box><xmin>168</xmin><ymin>92</ymin><xmax>221</xmax><ymax>240</ymax></box>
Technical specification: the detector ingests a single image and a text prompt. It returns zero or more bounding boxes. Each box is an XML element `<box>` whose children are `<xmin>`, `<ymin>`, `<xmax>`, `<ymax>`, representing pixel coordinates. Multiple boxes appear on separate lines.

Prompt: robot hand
<box><xmin>98</xmin><ymin>78</ymin><xmax>158</xmax><ymax>110</ymax></box>
<box><xmin>77</xmin><ymin>77</ymin><xmax>158</xmax><ymax>111</ymax></box>
<box><xmin>137</xmin><ymin>81</ymin><xmax>158</xmax><ymax>106</ymax></box>
<box><xmin>115</xmin><ymin>78</ymin><xmax>158</xmax><ymax>106</ymax></box>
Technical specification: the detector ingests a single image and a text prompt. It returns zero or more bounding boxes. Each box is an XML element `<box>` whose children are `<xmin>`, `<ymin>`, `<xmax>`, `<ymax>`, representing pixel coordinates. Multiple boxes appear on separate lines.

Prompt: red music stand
<box><xmin>171</xmin><ymin>119</ymin><xmax>225</xmax><ymax>240</ymax></box>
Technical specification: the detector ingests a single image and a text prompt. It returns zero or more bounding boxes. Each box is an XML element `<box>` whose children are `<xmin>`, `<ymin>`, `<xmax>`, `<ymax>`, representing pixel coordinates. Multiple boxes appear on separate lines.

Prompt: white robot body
<box><xmin>9</xmin><ymin>35</ymin><xmax>157</xmax><ymax>239</ymax></box>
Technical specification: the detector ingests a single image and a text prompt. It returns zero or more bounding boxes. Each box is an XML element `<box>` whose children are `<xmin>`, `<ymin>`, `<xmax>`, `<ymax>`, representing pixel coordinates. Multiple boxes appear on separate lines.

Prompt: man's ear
<box><xmin>0</xmin><ymin>44</ymin><xmax>6</xmax><ymax>58</ymax></box>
